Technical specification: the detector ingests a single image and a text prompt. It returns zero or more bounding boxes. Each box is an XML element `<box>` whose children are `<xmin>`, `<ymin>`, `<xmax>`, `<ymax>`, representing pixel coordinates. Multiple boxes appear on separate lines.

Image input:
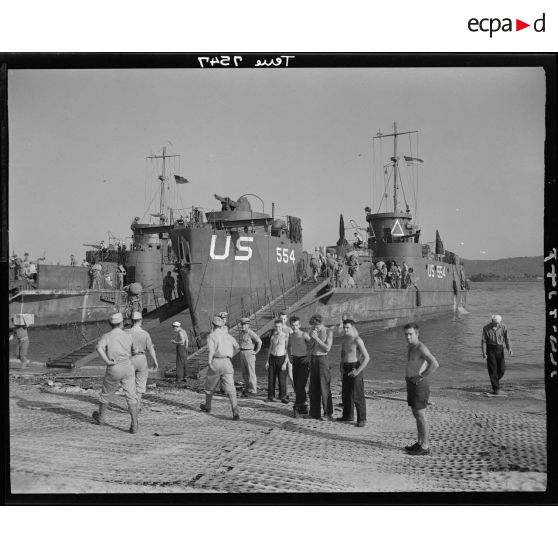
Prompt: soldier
<box><xmin>217</xmin><ymin>311</ymin><xmax>229</xmax><ymax>332</ymax></box>
<box><xmin>308</xmin><ymin>314</ymin><xmax>334</xmax><ymax>420</ymax></box>
<box><xmin>265</xmin><ymin>319</ymin><xmax>290</xmax><ymax>403</ymax></box>
<box><xmin>93</xmin><ymin>312</ymin><xmax>139</xmax><ymax>434</ymax></box>
<box><xmin>338</xmin><ymin>319</ymin><xmax>370</xmax><ymax>427</ymax></box>
<box><xmin>238</xmin><ymin>318</ymin><xmax>262</xmax><ymax>397</ymax></box>
<box><xmin>287</xmin><ymin>316</ymin><xmax>311</xmax><ymax>417</ymax></box>
<box><xmin>170</xmin><ymin>321</ymin><xmax>188</xmax><ymax>381</ymax></box>
<box><xmin>201</xmin><ymin>316</ymin><xmax>241</xmax><ymax>420</ymax></box>
<box><xmin>278</xmin><ymin>311</ymin><xmax>293</xmax><ymax>336</ymax></box>
<box><xmin>128</xmin><ymin>311</ymin><xmax>158</xmax><ymax>411</ymax></box>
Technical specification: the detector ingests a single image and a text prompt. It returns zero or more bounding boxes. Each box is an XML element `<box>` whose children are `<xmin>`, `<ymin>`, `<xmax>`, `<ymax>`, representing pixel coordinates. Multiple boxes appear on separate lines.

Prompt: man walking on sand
<box><xmin>201</xmin><ymin>316</ymin><xmax>241</xmax><ymax>420</ymax></box>
<box><xmin>403</xmin><ymin>323</ymin><xmax>439</xmax><ymax>456</ymax></box>
<box><xmin>337</xmin><ymin>319</ymin><xmax>370</xmax><ymax>427</ymax></box>
<box><xmin>94</xmin><ymin>312</ymin><xmax>139</xmax><ymax>434</ymax></box>
<box><xmin>128</xmin><ymin>311</ymin><xmax>158</xmax><ymax>411</ymax></box>
<box><xmin>481</xmin><ymin>314</ymin><xmax>512</xmax><ymax>395</ymax></box>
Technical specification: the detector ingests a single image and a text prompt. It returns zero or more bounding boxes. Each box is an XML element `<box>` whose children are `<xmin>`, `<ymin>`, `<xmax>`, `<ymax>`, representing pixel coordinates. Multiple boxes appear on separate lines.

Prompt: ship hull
<box><xmin>171</xmin><ymin>225</ymin><xmax>304</xmax><ymax>335</ymax></box>
<box><xmin>9</xmin><ymin>290</ymin><xmax>124</xmax><ymax>328</ymax></box>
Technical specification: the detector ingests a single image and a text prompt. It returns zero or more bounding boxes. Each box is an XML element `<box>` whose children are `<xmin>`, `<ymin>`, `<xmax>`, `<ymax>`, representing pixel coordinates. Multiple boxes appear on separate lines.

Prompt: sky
<box><xmin>8</xmin><ymin>64</ymin><xmax>545</xmax><ymax>264</ymax></box>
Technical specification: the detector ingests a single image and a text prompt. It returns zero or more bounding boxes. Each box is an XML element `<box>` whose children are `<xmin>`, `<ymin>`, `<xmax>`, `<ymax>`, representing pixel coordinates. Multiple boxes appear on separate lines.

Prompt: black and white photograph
<box><xmin>3</xmin><ymin>55</ymin><xmax>554</xmax><ymax>499</ymax></box>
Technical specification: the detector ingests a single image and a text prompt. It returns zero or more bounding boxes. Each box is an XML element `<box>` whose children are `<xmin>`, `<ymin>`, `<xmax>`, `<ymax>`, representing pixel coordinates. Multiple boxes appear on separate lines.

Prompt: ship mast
<box><xmin>147</xmin><ymin>147</ymin><xmax>180</xmax><ymax>224</ymax></box>
<box><xmin>376</xmin><ymin>122</ymin><xmax>417</xmax><ymax>213</ymax></box>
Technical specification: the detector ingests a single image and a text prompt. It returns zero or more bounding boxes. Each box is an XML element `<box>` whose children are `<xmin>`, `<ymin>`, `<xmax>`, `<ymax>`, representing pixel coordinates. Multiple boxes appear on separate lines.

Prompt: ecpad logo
<box><xmin>468</xmin><ymin>13</ymin><xmax>545</xmax><ymax>37</ymax></box>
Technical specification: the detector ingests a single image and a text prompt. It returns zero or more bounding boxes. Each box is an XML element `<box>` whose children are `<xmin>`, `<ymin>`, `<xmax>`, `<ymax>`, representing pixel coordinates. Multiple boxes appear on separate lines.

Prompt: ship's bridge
<box><xmin>367</xmin><ymin>211</ymin><xmax>422</xmax><ymax>259</ymax></box>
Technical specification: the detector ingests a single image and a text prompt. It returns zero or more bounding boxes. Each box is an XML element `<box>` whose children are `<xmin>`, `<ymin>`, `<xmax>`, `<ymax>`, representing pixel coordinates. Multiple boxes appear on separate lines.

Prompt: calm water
<box><xmin>12</xmin><ymin>282</ymin><xmax>545</xmax><ymax>389</ymax></box>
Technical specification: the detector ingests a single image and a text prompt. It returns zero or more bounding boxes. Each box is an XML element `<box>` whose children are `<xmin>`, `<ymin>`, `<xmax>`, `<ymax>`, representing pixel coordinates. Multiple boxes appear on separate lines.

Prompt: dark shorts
<box><xmin>406</xmin><ymin>377</ymin><xmax>430</xmax><ymax>410</ymax></box>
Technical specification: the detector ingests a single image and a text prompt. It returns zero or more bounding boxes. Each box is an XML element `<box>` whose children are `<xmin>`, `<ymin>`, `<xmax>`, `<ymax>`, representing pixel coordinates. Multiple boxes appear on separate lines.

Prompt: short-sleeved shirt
<box><xmin>238</xmin><ymin>329</ymin><xmax>261</xmax><ymax>350</ymax></box>
<box><xmin>482</xmin><ymin>323</ymin><xmax>510</xmax><ymax>348</ymax></box>
<box><xmin>97</xmin><ymin>328</ymin><xmax>134</xmax><ymax>364</ymax></box>
<box><xmin>207</xmin><ymin>329</ymin><xmax>239</xmax><ymax>358</ymax></box>
<box><xmin>128</xmin><ymin>326</ymin><xmax>154</xmax><ymax>355</ymax></box>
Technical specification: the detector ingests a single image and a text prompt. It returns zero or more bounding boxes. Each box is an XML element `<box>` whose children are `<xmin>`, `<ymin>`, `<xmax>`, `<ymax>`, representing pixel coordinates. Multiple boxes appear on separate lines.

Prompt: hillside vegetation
<box><xmin>462</xmin><ymin>256</ymin><xmax>542</xmax><ymax>282</ymax></box>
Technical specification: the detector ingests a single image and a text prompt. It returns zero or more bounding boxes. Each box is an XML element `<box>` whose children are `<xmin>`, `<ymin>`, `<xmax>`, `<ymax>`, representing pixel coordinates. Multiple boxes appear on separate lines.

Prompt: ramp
<box><xmin>185</xmin><ymin>277</ymin><xmax>330</xmax><ymax>377</ymax></box>
<box><xmin>46</xmin><ymin>296</ymin><xmax>189</xmax><ymax>370</ymax></box>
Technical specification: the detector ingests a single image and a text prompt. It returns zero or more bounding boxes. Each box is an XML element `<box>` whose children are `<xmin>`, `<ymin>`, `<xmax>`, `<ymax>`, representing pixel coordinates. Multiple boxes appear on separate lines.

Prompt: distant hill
<box><xmin>462</xmin><ymin>256</ymin><xmax>543</xmax><ymax>282</ymax></box>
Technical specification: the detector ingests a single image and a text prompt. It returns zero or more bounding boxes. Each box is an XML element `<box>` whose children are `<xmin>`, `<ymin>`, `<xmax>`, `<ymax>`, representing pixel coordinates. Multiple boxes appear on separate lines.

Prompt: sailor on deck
<box><xmin>94</xmin><ymin>312</ymin><xmax>139</xmax><ymax>434</ymax></box>
<box><xmin>128</xmin><ymin>311</ymin><xmax>158</xmax><ymax>411</ymax></box>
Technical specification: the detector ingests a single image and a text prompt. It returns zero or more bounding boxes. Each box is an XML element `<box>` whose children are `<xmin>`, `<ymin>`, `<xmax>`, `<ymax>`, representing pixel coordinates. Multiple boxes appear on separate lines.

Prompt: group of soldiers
<box><xmin>92</xmin><ymin>306</ymin><xmax>512</xmax><ymax>458</ymax></box>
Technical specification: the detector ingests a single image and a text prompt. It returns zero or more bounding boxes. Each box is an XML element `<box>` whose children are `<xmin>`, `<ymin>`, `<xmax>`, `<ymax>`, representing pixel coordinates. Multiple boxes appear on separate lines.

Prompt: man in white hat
<box><xmin>201</xmin><ymin>315</ymin><xmax>241</xmax><ymax>420</ymax></box>
<box><xmin>94</xmin><ymin>312</ymin><xmax>139</xmax><ymax>433</ymax></box>
<box><xmin>218</xmin><ymin>311</ymin><xmax>229</xmax><ymax>332</ymax></box>
<box><xmin>128</xmin><ymin>311</ymin><xmax>158</xmax><ymax>410</ymax></box>
<box><xmin>171</xmin><ymin>321</ymin><xmax>189</xmax><ymax>381</ymax></box>
<box><xmin>237</xmin><ymin>317</ymin><xmax>262</xmax><ymax>397</ymax></box>
<box><xmin>481</xmin><ymin>314</ymin><xmax>512</xmax><ymax>395</ymax></box>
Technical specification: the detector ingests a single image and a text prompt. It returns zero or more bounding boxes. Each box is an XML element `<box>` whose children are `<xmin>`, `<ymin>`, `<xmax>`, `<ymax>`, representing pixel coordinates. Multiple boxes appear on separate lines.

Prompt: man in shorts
<box><xmin>403</xmin><ymin>323</ymin><xmax>439</xmax><ymax>455</ymax></box>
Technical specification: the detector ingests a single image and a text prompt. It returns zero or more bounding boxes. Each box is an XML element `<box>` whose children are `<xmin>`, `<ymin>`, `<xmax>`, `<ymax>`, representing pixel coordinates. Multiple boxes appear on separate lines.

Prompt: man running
<box><xmin>403</xmin><ymin>323</ymin><xmax>439</xmax><ymax>456</ymax></box>
<box><xmin>338</xmin><ymin>319</ymin><xmax>370</xmax><ymax>427</ymax></box>
<box><xmin>288</xmin><ymin>316</ymin><xmax>311</xmax><ymax>417</ymax></box>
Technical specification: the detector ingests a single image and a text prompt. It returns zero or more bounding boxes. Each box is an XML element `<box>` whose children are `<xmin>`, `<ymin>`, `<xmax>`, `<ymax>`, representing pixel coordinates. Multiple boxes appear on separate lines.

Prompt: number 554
<box><xmin>276</xmin><ymin>247</ymin><xmax>295</xmax><ymax>263</ymax></box>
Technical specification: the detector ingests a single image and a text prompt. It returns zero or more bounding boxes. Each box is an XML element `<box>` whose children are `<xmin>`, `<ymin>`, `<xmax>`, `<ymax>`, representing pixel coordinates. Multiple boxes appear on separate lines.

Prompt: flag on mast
<box><xmin>174</xmin><ymin>175</ymin><xmax>189</xmax><ymax>184</ymax></box>
<box><xmin>404</xmin><ymin>156</ymin><xmax>424</xmax><ymax>165</ymax></box>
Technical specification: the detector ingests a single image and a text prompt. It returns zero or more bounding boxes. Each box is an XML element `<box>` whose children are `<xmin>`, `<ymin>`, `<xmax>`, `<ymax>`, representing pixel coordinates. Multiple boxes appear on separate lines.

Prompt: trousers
<box><xmin>486</xmin><ymin>345</ymin><xmax>506</xmax><ymax>392</ymax></box>
<box><xmin>18</xmin><ymin>338</ymin><xmax>30</xmax><ymax>361</ymax></box>
<box><xmin>292</xmin><ymin>355</ymin><xmax>310</xmax><ymax>411</ymax></box>
<box><xmin>239</xmin><ymin>350</ymin><xmax>257</xmax><ymax>393</ymax></box>
<box><xmin>309</xmin><ymin>355</ymin><xmax>333</xmax><ymax>418</ymax></box>
<box><xmin>131</xmin><ymin>354</ymin><xmax>149</xmax><ymax>394</ymax></box>
<box><xmin>341</xmin><ymin>362</ymin><xmax>366</xmax><ymax>421</ymax></box>
<box><xmin>268</xmin><ymin>354</ymin><xmax>287</xmax><ymax>400</ymax></box>
<box><xmin>204</xmin><ymin>357</ymin><xmax>238</xmax><ymax>411</ymax></box>
<box><xmin>176</xmin><ymin>345</ymin><xmax>188</xmax><ymax>380</ymax></box>
<box><xmin>99</xmin><ymin>360</ymin><xmax>137</xmax><ymax>405</ymax></box>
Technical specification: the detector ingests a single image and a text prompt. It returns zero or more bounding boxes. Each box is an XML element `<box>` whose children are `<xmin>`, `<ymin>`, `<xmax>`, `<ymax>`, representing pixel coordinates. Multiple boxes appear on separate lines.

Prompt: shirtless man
<box><xmin>403</xmin><ymin>323</ymin><xmax>439</xmax><ymax>455</ymax></box>
<box><xmin>265</xmin><ymin>319</ymin><xmax>290</xmax><ymax>403</ymax></box>
<box><xmin>288</xmin><ymin>316</ymin><xmax>311</xmax><ymax>417</ymax></box>
<box><xmin>308</xmin><ymin>314</ymin><xmax>334</xmax><ymax>420</ymax></box>
<box><xmin>338</xmin><ymin>319</ymin><xmax>370</xmax><ymax>426</ymax></box>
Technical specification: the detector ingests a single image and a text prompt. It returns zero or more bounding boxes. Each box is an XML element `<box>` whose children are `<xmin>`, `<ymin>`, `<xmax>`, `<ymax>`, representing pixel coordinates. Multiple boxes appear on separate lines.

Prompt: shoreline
<box><xmin>8</xmin><ymin>364</ymin><xmax>547</xmax><ymax>494</ymax></box>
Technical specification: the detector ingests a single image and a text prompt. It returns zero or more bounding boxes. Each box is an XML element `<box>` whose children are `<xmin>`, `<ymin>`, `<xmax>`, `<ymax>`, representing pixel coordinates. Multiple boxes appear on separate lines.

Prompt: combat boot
<box><xmin>232</xmin><ymin>407</ymin><xmax>240</xmax><ymax>421</ymax></box>
<box><xmin>92</xmin><ymin>403</ymin><xmax>108</xmax><ymax>425</ymax></box>
<box><xmin>128</xmin><ymin>402</ymin><xmax>139</xmax><ymax>434</ymax></box>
